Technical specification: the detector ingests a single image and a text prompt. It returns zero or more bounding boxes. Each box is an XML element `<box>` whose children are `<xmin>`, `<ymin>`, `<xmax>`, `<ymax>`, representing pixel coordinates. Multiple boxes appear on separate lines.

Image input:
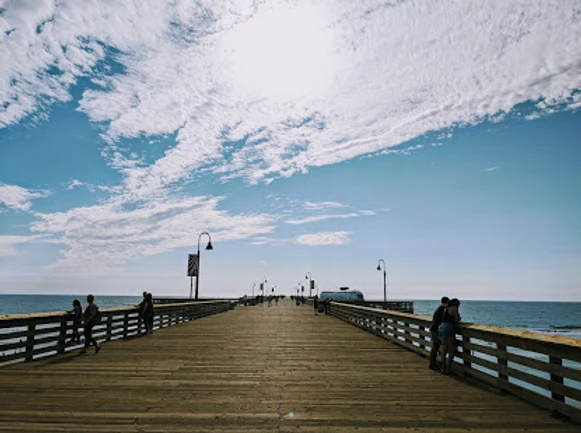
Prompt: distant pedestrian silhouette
<box><xmin>68</xmin><ymin>299</ymin><xmax>83</xmax><ymax>343</ymax></box>
<box><xmin>141</xmin><ymin>292</ymin><xmax>154</xmax><ymax>334</ymax></box>
<box><xmin>80</xmin><ymin>294</ymin><xmax>101</xmax><ymax>354</ymax></box>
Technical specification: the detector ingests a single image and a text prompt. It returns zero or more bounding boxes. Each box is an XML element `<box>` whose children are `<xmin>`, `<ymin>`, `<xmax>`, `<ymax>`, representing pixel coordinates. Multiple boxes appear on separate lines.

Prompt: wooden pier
<box><xmin>0</xmin><ymin>300</ymin><xmax>579</xmax><ymax>432</ymax></box>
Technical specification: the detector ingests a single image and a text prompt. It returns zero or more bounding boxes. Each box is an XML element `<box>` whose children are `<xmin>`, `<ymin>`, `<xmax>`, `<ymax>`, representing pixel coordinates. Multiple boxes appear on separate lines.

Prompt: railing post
<box><xmin>58</xmin><ymin>318</ymin><xmax>67</xmax><ymax>354</ymax></box>
<box><xmin>549</xmin><ymin>356</ymin><xmax>565</xmax><ymax>403</ymax></box>
<box><xmin>106</xmin><ymin>315</ymin><xmax>113</xmax><ymax>341</ymax></box>
<box><xmin>462</xmin><ymin>337</ymin><xmax>471</xmax><ymax>368</ymax></box>
<box><xmin>25</xmin><ymin>323</ymin><xmax>35</xmax><ymax>361</ymax></box>
<box><xmin>401</xmin><ymin>320</ymin><xmax>410</xmax><ymax>344</ymax></box>
<box><xmin>123</xmin><ymin>313</ymin><xmax>129</xmax><ymax>338</ymax></box>
<box><xmin>497</xmin><ymin>343</ymin><xmax>508</xmax><ymax>390</ymax></box>
<box><xmin>419</xmin><ymin>324</ymin><xmax>426</xmax><ymax>351</ymax></box>
<box><xmin>461</xmin><ymin>335</ymin><xmax>471</xmax><ymax>377</ymax></box>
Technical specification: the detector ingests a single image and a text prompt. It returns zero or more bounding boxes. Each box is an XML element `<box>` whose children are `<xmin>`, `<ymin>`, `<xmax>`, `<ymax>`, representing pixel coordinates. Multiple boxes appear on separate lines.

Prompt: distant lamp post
<box><xmin>305</xmin><ymin>272</ymin><xmax>313</xmax><ymax>297</ymax></box>
<box><xmin>376</xmin><ymin>259</ymin><xmax>387</xmax><ymax>308</ymax></box>
<box><xmin>252</xmin><ymin>283</ymin><xmax>256</xmax><ymax>297</ymax></box>
<box><xmin>195</xmin><ymin>232</ymin><xmax>213</xmax><ymax>300</ymax></box>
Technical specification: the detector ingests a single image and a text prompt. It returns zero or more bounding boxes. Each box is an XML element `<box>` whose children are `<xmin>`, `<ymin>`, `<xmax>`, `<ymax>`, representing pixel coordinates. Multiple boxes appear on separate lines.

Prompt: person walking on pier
<box><xmin>68</xmin><ymin>299</ymin><xmax>83</xmax><ymax>343</ymax></box>
<box><xmin>439</xmin><ymin>298</ymin><xmax>461</xmax><ymax>375</ymax></box>
<box><xmin>428</xmin><ymin>296</ymin><xmax>449</xmax><ymax>370</ymax></box>
<box><xmin>313</xmin><ymin>295</ymin><xmax>319</xmax><ymax>315</ymax></box>
<box><xmin>80</xmin><ymin>294</ymin><xmax>101</xmax><ymax>354</ymax></box>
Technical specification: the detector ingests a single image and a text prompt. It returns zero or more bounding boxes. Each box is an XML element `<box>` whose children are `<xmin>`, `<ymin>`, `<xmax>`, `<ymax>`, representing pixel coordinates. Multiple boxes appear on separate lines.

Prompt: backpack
<box><xmin>94</xmin><ymin>306</ymin><xmax>102</xmax><ymax>324</ymax></box>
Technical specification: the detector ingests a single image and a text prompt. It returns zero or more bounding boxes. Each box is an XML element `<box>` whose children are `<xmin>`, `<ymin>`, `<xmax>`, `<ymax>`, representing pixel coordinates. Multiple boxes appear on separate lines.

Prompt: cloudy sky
<box><xmin>1</xmin><ymin>0</ymin><xmax>580</xmax><ymax>301</ymax></box>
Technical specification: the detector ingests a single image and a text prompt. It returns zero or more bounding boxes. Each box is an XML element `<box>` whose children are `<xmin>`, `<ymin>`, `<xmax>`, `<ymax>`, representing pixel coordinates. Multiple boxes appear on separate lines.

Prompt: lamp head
<box><xmin>376</xmin><ymin>264</ymin><xmax>381</xmax><ymax>271</ymax></box>
<box><xmin>205</xmin><ymin>241</ymin><xmax>213</xmax><ymax>250</ymax></box>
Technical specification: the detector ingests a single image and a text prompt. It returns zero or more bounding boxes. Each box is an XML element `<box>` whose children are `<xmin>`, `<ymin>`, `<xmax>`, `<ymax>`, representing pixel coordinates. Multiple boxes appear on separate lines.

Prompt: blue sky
<box><xmin>1</xmin><ymin>1</ymin><xmax>580</xmax><ymax>301</ymax></box>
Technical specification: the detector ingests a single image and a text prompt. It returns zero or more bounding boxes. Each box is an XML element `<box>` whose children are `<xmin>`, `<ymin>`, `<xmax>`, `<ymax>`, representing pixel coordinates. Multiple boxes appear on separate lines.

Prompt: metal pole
<box><xmin>377</xmin><ymin>259</ymin><xmax>386</xmax><ymax>308</ymax></box>
<box><xmin>383</xmin><ymin>269</ymin><xmax>387</xmax><ymax>306</ymax></box>
<box><xmin>195</xmin><ymin>231</ymin><xmax>212</xmax><ymax>300</ymax></box>
<box><xmin>190</xmin><ymin>276</ymin><xmax>193</xmax><ymax>299</ymax></box>
<box><xmin>195</xmin><ymin>241</ymin><xmax>201</xmax><ymax>300</ymax></box>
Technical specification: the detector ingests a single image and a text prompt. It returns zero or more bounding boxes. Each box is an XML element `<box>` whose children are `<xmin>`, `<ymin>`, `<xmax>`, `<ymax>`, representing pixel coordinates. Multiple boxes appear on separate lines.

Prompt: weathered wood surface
<box><xmin>0</xmin><ymin>300</ymin><xmax>578</xmax><ymax>432</ymax></box>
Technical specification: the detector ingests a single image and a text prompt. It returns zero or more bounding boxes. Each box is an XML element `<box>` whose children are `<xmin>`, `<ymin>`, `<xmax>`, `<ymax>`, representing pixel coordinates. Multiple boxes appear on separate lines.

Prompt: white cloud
<box><xmin>29</xmin><ymin>193</ymin><xmax>276</xmax><ymax>272</ymax></box>
<box><xmin>286</xmin><ymin>212</ymin><xmax>360</xmax><ymax>225</ymax></box>
<box><xmin>359</xmin><ymin>210</ymin><xmax>376</xmax><ymax>216</ymax></box>
<box><xmin>0</xmin><ymin>183</ymin><xmax>50</xmax><ymax>212</ymax></box>
<box><xmin>286</xmin><ymin>209</ymin><xmax>376</xmax><ymax>225</ymax></box>
<box><xmin>303</xmin><ymin>201</ymin><xmax>349</xmax><ymax>211</ymax></box>
<box><xmin>66</xmin><ymin>179</ymin><xmax>96</xmax><ymax>191</ymax></box>
<box><xmin>484</xmin><ymin>166</ymin><xmax>500</xmax><ymax>172</ymax></box>
<box><xmin>250</xmin><ymin>236</ymin><xmax>291</xmax><ymax>246</ymax></box>
<box><xmin>295</xmin><ymin>231</ymin><xmax>351</xmax><ymax>246</ymax></box>
<box><xmin>1</xmin><ymin>0</ymin><xmax>579</xmax><ymax>196</ymax></box>
<box><xmin>0</xmin><ymin>235</ymin><xmax>43</xmax><ymax>257</ymax></box>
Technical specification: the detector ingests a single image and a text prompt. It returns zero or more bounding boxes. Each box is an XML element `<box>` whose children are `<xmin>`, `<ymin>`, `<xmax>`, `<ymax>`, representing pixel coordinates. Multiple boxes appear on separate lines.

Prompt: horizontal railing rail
<box><xmin>0</xmin><ymin>300</ymin><xmax>236</xmax><ymax>367</ymax></box>
<box><xmin>352</xmin><ymin>300</ymin><xmax>414</xmax><ymax>313</ymax></box>
<box><xmin>327</xmin><ymin>301</ymin><xmax>581</xmax><ymax>424</ymax></box>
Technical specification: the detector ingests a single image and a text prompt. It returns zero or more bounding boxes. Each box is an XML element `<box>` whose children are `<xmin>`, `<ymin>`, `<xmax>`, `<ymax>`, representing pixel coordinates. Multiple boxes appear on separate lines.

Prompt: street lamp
<box><xmin>252</xmin><ymin>283</ymin><xmax>256</xmax><ymax>297</ymax></box>
<box><xmin>195</xmin><ymin>231</ymin><xmax>213</xmax><ymax>300</ymax></box>
<box><xmin>376</xmin><ymin>259</ymin><xmax>387</xmax><ymax>307</ymax></box>
<box><xmin>305</xmin><ymin>272</ymin><xmax>313</xmax><ymax>297</ymax></box>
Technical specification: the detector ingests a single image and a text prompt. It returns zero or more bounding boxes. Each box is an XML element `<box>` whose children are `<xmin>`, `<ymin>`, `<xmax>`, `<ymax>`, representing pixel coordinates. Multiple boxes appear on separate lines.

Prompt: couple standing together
<box><xmin>429</xmin><ymin>296</ymin><xmax>461</xmax><ymax>375</ymax></box>
<box><xmin>70</xmin><ymin>294</ymin><xmax>101</xmax><ymax>354</ymax></box>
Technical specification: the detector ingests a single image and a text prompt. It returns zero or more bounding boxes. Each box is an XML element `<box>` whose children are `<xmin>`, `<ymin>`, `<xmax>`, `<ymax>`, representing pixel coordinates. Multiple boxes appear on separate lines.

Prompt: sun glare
<box><xmin>224</xmin><ymin>4</ymin><xmax>337</xmax><ymax>101</ymax></box>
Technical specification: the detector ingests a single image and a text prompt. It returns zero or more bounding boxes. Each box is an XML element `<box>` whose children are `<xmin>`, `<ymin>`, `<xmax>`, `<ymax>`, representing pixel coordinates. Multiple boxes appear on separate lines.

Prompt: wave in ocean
<box><xmin>549</xmin><ymin>324</ymin><xmax>581</xmax><ymax>330</ymax></box>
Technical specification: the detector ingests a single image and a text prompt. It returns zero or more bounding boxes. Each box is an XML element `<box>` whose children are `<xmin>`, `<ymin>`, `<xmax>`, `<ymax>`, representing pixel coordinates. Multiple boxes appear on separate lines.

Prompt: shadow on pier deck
<box><xmin>0</xmin><ymin>300</ymin><xmax>578</xmax><ymax>432</ymax></box>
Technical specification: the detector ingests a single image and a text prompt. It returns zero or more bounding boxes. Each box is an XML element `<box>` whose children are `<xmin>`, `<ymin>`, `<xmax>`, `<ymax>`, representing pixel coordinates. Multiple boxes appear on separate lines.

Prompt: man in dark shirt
<box><xmin>428</xmin><ymin>296</ymin><xmax>449</xmax><ymax>370</ymax></box>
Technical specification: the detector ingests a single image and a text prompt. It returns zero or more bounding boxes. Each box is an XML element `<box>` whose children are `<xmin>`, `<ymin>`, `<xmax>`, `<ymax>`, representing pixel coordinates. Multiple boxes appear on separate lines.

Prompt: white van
<box><xmin>318</xmin><ymin>290</ymin><xmax>365</xmax><ymax>302</ymax></box>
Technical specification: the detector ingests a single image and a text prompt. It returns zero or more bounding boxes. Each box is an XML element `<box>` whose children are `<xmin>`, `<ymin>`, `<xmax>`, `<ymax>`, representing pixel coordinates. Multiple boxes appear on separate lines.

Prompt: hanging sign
<box><xmin>187</xmin><ymin>254</ymin><xmax>199</xmax><ymax>277</ymax></box>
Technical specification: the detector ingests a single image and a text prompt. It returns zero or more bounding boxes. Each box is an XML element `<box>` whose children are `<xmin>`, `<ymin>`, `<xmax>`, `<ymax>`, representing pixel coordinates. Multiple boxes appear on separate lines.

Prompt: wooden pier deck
<box><xmin>0</xmin><ymin>300</ymin><xmax>578</xmax><ymax>432</ymax></box>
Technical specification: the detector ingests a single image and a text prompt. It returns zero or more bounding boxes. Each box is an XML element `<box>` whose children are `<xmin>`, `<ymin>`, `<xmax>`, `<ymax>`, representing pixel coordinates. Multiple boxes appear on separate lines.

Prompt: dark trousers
<box><xmin>143</xmin><ymin>314</ymin><xmax>153</xmax><ymax>332</ymax></box>
<box><xmin>84</xmin><ymin>323</ymin><xmax>97</xmax><ymax>348</ymax></box>
<box><xmin>71</xmin><ymin>321</ymin><xmax>81</xmax><ymax>342</ymax></box>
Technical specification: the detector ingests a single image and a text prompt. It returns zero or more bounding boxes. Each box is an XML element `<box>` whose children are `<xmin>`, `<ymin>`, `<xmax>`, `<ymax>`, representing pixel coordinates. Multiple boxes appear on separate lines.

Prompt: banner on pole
<box><xmin>310</xmin><ymin>280</ymin><xmax>315</xmax><ymax>290</ymax></box>
<box><xmin>187</xmin><ymin>254</ymin><xmax>199</xmax><ymax>277</ymax></box>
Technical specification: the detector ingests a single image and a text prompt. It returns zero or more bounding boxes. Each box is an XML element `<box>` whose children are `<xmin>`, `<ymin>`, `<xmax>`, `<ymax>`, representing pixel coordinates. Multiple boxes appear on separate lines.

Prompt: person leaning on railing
<box><xmin>439</xmin><ymin>298</ymin><xmax>461</xmax><ymax>375</ymax></box>
<box><xmin>141</xmin><ymin>293</ymin><xmax>154</xmax><ymax>335</ymax></box>
<box><xmin>67</xmin><ymin>299</ymin><xmax>83</xmax><ymax>343</ymax></box>
<box><xmin>428</xmin><ymin>296</ymin><xmax>449</xmax><ymax>371</ymax></box>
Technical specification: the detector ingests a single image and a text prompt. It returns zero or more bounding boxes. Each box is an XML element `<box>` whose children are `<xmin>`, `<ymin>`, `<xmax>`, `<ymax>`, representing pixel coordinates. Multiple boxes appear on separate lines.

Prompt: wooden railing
<box><xmin>353</xmin><ymin>300</ymin><xmax>414</xmax><ymax>313</ymax></box>
<box><xmin>0</xmin><ymin>300</ymin><xmax>235</xmax><ymax>367</ymax></box>
<box><xmin>327</xmin><ymin>302</ymin><xmax>581</xmax><ymax>423</ymax></box>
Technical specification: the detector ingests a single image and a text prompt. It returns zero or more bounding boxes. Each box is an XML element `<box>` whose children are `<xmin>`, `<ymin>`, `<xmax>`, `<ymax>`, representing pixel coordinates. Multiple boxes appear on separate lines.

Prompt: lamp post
<box><xmin>252</xmin><ymin>283</ymin><xmax>256</xmax><ymax>297</ymax></box>
<box><xmin>305</xmin><ymin>272</ymin><xmax>313</xmax><ymax>297</ymax></box>
<box><xmin>195</xmin><ymin>231</ymin><xmax>213</xmax><ymax>300</ymax></box>
<box><xmin>376</xmin><ymin>259</ymin><xmax>387</xmax><ymax>308</ymax></box>
<box><xmin>260</xmin><ymin>278</ymin><xmax>267</xmax><ymax>302</ymax></box>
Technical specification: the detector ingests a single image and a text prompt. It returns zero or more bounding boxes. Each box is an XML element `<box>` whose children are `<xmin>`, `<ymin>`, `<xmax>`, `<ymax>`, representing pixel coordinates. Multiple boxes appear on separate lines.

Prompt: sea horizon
<box><xmin>1</xmin><ymin>294</ymin><xmax>580</xmax><ymax>340</ymax></box>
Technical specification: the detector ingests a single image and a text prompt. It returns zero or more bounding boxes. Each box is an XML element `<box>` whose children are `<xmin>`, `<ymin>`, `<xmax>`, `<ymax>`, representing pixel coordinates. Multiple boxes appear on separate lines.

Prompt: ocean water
<box><xmin>0</xmin><ymin>294</ymin><xmax>142</xmax><ymax>316</ymax></box>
